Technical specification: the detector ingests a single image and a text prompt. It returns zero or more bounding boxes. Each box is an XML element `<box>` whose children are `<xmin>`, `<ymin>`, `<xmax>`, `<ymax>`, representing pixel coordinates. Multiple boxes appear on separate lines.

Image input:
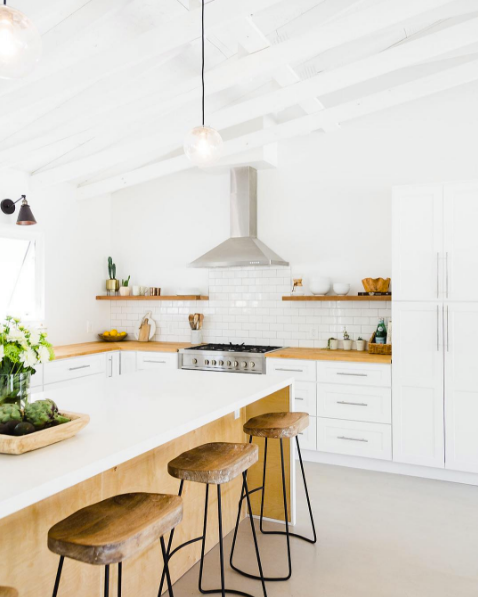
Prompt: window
<box><xmin>0</xmin><ymin>226</ymin><xmax>44</xmax><ymax>322</ymax></box>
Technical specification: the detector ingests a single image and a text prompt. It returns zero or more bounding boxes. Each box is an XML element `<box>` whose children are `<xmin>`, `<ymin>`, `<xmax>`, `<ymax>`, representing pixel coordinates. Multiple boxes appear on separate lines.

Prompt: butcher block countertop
<box><xmin>266</xmin><ymin>347</ymin><xmax>392</xmax><ymax>364</ymax></box>
<box><xmin>53</xmin><ymin>341</ymin><xmax>193</xmax><ymax>360</ymax></box>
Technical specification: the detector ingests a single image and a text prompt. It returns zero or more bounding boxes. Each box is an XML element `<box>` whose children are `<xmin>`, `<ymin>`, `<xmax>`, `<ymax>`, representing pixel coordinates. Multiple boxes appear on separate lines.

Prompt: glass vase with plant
<box><xmin>0</xmin><ymin>316</ymin><xmax>54</xmax><ymax>407</ymax></box>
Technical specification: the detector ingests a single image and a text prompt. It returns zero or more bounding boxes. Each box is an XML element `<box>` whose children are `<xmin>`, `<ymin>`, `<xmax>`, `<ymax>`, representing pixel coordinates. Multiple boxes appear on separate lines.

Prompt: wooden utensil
<box><xmin>193</xmin><ymin>314</ymin><xmax>199</xmax><ymax>330</ymax></box>
<box><xmin>189</xmin><ymin>314</ymin><xmax>195</xmax><ymax>330</ymax></box>
<box><xmin>198</xmin><ymin>314</ymin><xmax>204</xmax><ymax>329</ymax></box>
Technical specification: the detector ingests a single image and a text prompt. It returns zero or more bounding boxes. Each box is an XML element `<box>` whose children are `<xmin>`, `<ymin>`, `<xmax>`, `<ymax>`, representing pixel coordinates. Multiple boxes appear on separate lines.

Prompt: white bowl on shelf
<box><xmin>309</xmin><ymin>277</ymin><xmax>331</xmax><ymax>296</ymax></box>
<box><xmin>333</xmin><ymin>283</ymin><xmax>350</xmax><ymax>296</ymax></box>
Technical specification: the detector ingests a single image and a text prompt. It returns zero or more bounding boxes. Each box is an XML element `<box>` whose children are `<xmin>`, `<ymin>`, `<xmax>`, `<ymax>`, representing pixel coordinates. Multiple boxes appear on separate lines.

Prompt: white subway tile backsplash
<box><xmin>108</xmin><ymin>266</ymin><xmax>391</xmax><ymax>346</ymax></box>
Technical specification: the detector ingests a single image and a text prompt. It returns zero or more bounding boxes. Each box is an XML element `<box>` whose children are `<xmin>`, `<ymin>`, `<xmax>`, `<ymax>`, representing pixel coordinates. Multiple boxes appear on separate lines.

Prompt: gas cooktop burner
<box><xmin>186</xmin><ymin>343</ymin><xmax>282</xmax><ymax>354</ymax></box>
<box><xmin>180</xmin><ymin>343</ymin><xmax>283</xmax><ymax>374</ymax></box>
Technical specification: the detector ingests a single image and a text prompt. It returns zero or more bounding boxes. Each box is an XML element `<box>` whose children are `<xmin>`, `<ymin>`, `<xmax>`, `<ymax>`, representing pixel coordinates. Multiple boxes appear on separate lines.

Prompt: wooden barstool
<box><xmin>48</xmin><ymin>493</ymin><xmax>182</xmax><ymax>597</ymax></box>
<box><xmin>230</xmin><ymin>412</ymin><xmax>316</xmax><ymax>582</ymax></box>
<box><xmin>0</xmin><ymin>587</ymin><xmax>18</xmax><ymax>597</ymax></box>
<box><xmin>158</xmin><ymin>442</ymin><xmax>267</xmax><ymax>597</ymax></box>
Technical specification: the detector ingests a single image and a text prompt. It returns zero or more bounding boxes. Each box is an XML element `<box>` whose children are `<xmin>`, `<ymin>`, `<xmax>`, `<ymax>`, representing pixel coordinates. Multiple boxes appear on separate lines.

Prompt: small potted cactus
<box><xmin>328</xmin><ymin>337</ymin><xmax>338</xmax><ymax>351</ymax></box>
<box><xmin>119</xmin><ymin>275</ymin><xmax>131</xmax><ymax>296</ymax></box>
<box><xmin>356</xmin><ymin>336</ymin><xmax>366</xmax><ymax>351</ymax></box>
<box><xmin>106</xmin><ymin>257</ymin><xmax>119</xmax><ymax>295</ymax></box>
<box><xmin>343</xmin><ymin>328</ymin><xmax>352</xmax><ymax>351</ymax></box>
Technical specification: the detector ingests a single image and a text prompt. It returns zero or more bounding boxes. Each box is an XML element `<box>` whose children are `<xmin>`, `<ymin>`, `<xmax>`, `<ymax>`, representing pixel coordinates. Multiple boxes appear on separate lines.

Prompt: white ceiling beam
<box><xmin>77</xmin><ymin>57</ymin><xmax>478</xmax><ymax>199</ymax></box>
<box><xmin>0</xmin><ymin>0</ymin><xmax>285</xmax><ymax>117</ymax></box>
<box><xmin>31</xmin><ymin>14</ymin><xmax>478</xmax><ymax>187</ymax></box>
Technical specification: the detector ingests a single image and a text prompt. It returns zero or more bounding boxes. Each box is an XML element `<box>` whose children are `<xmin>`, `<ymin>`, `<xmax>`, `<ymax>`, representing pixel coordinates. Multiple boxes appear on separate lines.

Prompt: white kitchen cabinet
<box><xmin>137</xmin><ymin>352</ymin><xmax>178</xmax><ymax>370</ymax></box>
<box><xmin>445</xmin><ymin>304</ymin><xmax>478</xmax><ymax>473</ymax></box>
<box><xmin>120</xmin><ymin>351</ymin><xmax>137</xmax><ymax>375</ymax></box>
<box><xmin>296</xmin><ymin>416</ymin><xmax>317</xmax><ymax>451</ymax></box>
<box><xmin>106</xmin><ymin>352</ymin><xmax>120</xmax><ymax>378</ymax></box>
<box><xmin>392</xmin><ymin>302</ymin><xmax>444</xmax><ymax>468</ymax></box>
<box><xmin>392</xmin><ymin>185</ymin><xmax>443</xmax><ymax>301</ymax></box>
<box><xmin>443</xmin><ymin>182</ymin><xmax>478</xmax><ymax>301</ymax></box>
<box><xmin>316</xmin><ymin>361</ymin><xmax>391</xmax><ymax>388</ymax></box>
<box><xmin>317</xmin><ymin>384</ymin><xmax>391</xmax><ymax>424</ymax></box>
<box><xmin>44</xmin><ymin>354</ymin><xmax>107</xmax><ymax>387</ymax></box>
<box><xmin>294</xmin><ymin>381</ymin><xmax>317</xmax><ymax>416</ymax></box>
<box><xmin>317</xmin><ymin>418</ymin><xmax>392</xmax><ymax>461</ymax></box>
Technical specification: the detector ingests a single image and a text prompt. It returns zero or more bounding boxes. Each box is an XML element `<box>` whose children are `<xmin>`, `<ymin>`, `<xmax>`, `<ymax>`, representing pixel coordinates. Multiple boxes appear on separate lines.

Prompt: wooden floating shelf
<box><xmin>96</xmin><ymin>295</ymin><xmax>209</xmax><ymax>301</ymax></box>
<box><xmin>282</xmin><ymin>295</ymin><xmax>391</xmax><ymax>302</ymax></box>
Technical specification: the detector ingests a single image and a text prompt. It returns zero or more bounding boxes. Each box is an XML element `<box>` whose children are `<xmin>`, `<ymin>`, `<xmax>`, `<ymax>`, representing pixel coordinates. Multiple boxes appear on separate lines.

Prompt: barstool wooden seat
<box><xmin>243</xmin><ymin>412</ymin><xmax>309</xmax><ymax>439</ymax></box>
<box><xmin>48</xmin><ymin>493</ymin><xmax>182</xmax><ymax>597</ymax></box>
<box><xmin>230</xmin><ymin>412</ymin><xmax>316</xmax><ymax>583</ymax></box>
<box><xmin>0</xmin><ymin>587</ymin><xmax>18</xmax><ymax>597</ymax></box>
<box><xmin>160</xmin><ymin>442</ymin><xmax>268</xmax><ymax>597</ymax></box>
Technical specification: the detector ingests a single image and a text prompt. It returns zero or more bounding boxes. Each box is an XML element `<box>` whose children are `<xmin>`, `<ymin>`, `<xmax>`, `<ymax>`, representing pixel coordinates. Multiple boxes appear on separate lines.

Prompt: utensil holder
<box><xmin>191</xmin><ymin>330</ymin><xmax>203</xmax><ymax>344</ymax></box>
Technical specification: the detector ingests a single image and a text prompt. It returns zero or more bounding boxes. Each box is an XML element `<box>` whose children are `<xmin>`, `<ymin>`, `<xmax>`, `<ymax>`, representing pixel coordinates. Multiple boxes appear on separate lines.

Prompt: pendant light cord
<box><xmin>201</xmin><ymin>0</ymin><xmax>205</xmax><ymax>127</ymax></box>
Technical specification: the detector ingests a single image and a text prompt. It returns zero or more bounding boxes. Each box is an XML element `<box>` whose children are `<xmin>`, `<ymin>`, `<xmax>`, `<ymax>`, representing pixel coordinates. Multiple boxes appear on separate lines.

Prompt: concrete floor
<box><xmin>169</xmin><ymin>462</ymin><xmax>478</xmax><ymax>597</ymax></box>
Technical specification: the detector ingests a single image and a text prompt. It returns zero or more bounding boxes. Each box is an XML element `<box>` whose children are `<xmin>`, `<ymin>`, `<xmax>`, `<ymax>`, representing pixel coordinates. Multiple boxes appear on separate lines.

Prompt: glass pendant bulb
<box><xmin>0</xmin><ymin>4</ymin><xmax>42</xmax><ymax>80</ymax></box>
<box><xmin>184</xmin><ymin>125</ymin><xmax>223</xmax><ymax>167</ymax></box>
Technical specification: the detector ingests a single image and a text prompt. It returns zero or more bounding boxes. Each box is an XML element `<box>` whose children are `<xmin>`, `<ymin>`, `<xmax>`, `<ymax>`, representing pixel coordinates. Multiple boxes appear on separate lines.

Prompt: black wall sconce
<box><xmin>1</xmin><ymin>195</ymin><xmax>37</xmax><ymax>225</ymax></box>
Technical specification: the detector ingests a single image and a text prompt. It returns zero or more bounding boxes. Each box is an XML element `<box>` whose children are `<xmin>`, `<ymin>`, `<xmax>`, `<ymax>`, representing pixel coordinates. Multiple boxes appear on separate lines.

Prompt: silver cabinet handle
<box><xmin>144</xmin><ymin>360</ymin><xmax>167</xmax><ymax>364</ymax></box>
<box><xmin>295</xmin><ymin>397</ymin><xmax>305</xmax><ymax>401</ymax></box>
<box><xmin>68</xmin><ymin>364</ymin><xmax>90</xmax><ymax>371</ymax></box>
<box><xmin>337</xmin><ymin>436</ymin><xmax>368</xmax><ymax>443</ymax></box>
<box><xmin>445</xmin><ymin>252</ymin><xmax>449</xmax><ymax>298</ymax></box>
<box><xmin>437</xmin><ymin>252</ymin><xmax>440</xmax><ymax>298</ymax></box>
<box><xmin>446</xmin><ymin>305</ymin><xmax>449</xmax><ymax>352</ymax></box>
<box><xmin>119</xmin><ymin>353</ymin><xmax>122</xmax><ymax>376</ymax></box>
<box><xmin>275</xmin><ymin>368</ymin><xmax>304</xmax><ymax>373</ymax></box>
<box><xmin>109</xmin><ymin>356</ymin><xmax>113</xmax><ymax>378</ymax></box>
<box><xmin>336</xmin><ymin>401</ymin><xmax>368</xmax><ymax>407</ymax></box>
<box><xmin>336</xmin><ymin>372</ymin><xmax>367</xmax><ymax>377</ymax></box>
<box><xmin>437</xmin><ymin>305</ymin><xmax>440</xmax><ymax>352</ymax></box>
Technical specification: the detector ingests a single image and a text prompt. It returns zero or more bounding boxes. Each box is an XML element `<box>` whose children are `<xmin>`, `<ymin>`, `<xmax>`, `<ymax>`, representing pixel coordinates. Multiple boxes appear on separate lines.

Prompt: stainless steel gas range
<box><xmin>179</xmin><ymin>343</ymin><xmax>283</xmax><ymax>374</ymax></box>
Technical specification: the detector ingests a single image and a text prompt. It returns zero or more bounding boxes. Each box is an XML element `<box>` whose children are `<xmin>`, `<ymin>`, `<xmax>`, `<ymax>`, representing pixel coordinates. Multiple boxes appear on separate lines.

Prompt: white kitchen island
<box><xmin>0</xmin><ymin>369</ymin><xmax>294</xmax><ymax>597</ymax></box>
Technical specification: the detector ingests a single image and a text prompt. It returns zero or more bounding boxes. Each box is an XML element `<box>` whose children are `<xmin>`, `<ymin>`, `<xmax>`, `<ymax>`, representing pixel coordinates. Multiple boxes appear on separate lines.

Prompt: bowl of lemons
<box><xmin>98</xmin><ymin>329</ymin><xmax>128</xmax><ymax>342</ymax></box>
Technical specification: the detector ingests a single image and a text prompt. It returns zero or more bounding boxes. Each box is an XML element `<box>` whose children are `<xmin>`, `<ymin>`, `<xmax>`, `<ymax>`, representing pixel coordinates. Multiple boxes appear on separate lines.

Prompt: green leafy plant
<box><xmin>358</xmin><ymin>336</ymin><xmax>363</xmax><ymax>341</ymax></box>
<box><xmin>122</xmin><ymin>275</ymin><xmax>131</xmax><ymax>287</ymax></box>
<box><xmin>343</xmin><ymin>328</ymin><xmax>350</xmax><ymax>341</ymax></box>
<box><xmin>327</xmin><ymin>337</ymin><xmax>336</xmax><ymax>349</ymax></box>
<box><xmin>108</xmin><ymin>256</ymin><xmax>117</xmax><ymax>280</ymax></box>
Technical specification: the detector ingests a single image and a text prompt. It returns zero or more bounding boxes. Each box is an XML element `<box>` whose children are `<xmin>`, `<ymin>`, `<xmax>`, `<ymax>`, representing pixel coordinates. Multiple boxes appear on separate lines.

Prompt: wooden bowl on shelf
<box><xmin>98</xmin><ymin>333</ymin><xmax>128</xmax><ymax>342</ymax></box>
<box><xmin>362</xmin><ymin>277</ymin><xmax>391</xmax><ymax>293</ymax></box>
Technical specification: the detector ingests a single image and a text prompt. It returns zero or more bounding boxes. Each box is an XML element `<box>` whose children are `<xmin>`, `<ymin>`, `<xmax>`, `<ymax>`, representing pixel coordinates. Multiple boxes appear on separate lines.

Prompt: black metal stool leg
<box><xmin>158</xmin><ymin>480</ymin><xmax>185</xmax><ymax>597</ymax></box>
<box><xmin>160</xmin><ymin>535</ymin><xmax>175</xmax><ymax>597</ymax></box>
<box><xmin>117</xmin><ymin>562</ymin><xmax>122</xmax><ymax>597</ymax></box>
<box><xmin>296</xmin><ymin>436</ymin><xmax>317</xmax><ymax>543</ymax></box>
<box><xmin>104</xmin><ymin>564</ymin><xmax>110</xmax><ymax>597</ymax></box>
<box><xmin>217</xmin><ymin>486</ymin><xmax>226</xmax><ymax>597</ymax></box>
<box><xmin>242</xmin><ymin>473</ymin><xmax>267</xmax><ymax>597</ymax></box>
<box><xmin>259</xmin><ymin>438</ymin><xmax>268</xmax><ymax>533</ymax></box>
<box><xmin>52</xmin><ymin>556</ymin><xmax>64</xmax><ymax>597</ymax></box>
<box><xmin>198</xmin><ymin>484</ymin><xmax>210</xmax><ymax>594</ymax></box>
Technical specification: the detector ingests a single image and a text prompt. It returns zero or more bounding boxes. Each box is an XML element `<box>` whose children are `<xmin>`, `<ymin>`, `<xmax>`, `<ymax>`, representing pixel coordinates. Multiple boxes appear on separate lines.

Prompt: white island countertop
<box><xmin>0</xmin><ymin>369</ymin><xmax>293</xmax><ymax>520</ymax></box>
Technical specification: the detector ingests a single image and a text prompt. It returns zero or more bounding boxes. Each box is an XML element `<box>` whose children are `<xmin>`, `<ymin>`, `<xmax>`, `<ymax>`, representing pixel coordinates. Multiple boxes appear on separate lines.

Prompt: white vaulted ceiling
<box><xmin>1</xmin><ymin>0</ymin><xmax>478</xmax><ymax>197</ymax></box>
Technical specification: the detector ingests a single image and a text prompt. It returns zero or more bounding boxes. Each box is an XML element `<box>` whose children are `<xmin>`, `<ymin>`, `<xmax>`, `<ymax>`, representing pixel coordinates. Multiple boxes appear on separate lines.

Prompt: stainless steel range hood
<box><xmin>189</xmin><ymin>167</ymin><xmax>288</xmax><ymax>268</ymax></box>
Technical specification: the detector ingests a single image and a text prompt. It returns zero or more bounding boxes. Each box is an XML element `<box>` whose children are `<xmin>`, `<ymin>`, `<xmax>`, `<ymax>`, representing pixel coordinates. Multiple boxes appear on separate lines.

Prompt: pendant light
<box><xmin>0</xmin><ymin>0</ymin><xmax>42</xmax><ymax>80</ymax></box>
<box><xmin>183</xmin><ymin>0</ymin><xmax>223</xmax><ymax>166</ymax></box>
<box><xmin>1</xmin><ymin>195</ymin><xmax>37</xmax><ymax>225</ymax></box>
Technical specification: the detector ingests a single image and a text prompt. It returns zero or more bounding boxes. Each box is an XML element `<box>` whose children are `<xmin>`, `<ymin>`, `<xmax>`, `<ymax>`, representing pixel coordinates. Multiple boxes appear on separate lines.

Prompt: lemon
<box><xmin>120</xmin><ymin>331</ymin><xmax>126</xmax><ymax>336</ymax></box>
<box><xmin>103</xmin><ymin>331</ymin><xmax>110</xmax><ymax>337</ymax></box>
<box><xmin>110</xmin><ymin>329</ymin><xmax>118</xmax><ymax>336</ymax></box>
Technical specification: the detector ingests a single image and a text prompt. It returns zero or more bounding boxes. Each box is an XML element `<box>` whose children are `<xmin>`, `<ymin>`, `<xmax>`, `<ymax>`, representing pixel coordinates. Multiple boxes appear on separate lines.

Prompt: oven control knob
<box><xmin>218</xmin><ymin>360</ymin><xmax>224</xmax><ymax>366</ymax></box>
<box><xmin>192</xmin><ymin>358</ymin><xmax>198</xmax><ymax>365</ymax></box>
<box><xmin>241</xmin><ymin>361</ymin><xmax>248</xmax><ymax>368</ymax></box>
<box><xmin>250</xmin><ymin>362</ymin><xmax>255</xmax><ymax>369</ymax></box>
<box><xmin>211</xmin><ymin>360</ymin><xmax>217</xmax><ymax>366</ymax></box>
<box><xmin>233</xmin><ymin>361</ymin><xmax>238</xmax><ymax>367</ymax></box>
<box><xmin>227</xmin><ymin>361</ymin><xmax>232</xmax><ymax>367</ymax></box>
<box><xmin>205</xmin><ymin>359</ymin><xmax>210</xmax><ymax>365</ymax></box>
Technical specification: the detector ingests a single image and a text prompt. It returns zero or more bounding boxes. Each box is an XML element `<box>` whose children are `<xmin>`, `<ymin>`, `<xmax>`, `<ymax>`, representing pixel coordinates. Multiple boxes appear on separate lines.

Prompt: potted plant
<box><xmin>0</xmin><ymin>317</ymin><xmax>54</xmax><ymax>408</ymax></box>
<box><xmin>328</xmin><ymin>337</ymin><xmax>338</xmax><ymax>351</ymax></box>
<box><xmin>343</xmin><ymin>328</ymin><xmax>352</xmax><ymax>351</ymax></box>
<box><xmin>119</xmin><ymin>275</ymin><xmax>131</xmax><ymax>297</ymax></box>
<box><xmin>106</xmin><ymin>257</ymin><xmax>119</xmax><ymax>295</ymax></box>
<box><xmin>356</xmin><ymin>336</ymin><xmax>366</xmax><ymax>352</ymax></box>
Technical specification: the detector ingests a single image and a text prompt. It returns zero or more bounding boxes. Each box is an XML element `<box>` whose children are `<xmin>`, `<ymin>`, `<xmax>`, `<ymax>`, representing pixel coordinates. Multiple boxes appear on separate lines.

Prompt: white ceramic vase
<box><xmin>356</xmin><ymin>340</ymin><xmax>366</xmax><ymax>352</ymax></box>
<box><xmin>328</xmin><ymin>339</ymin><xmax>338</xmax><ymax>350</ymax></box>
<box><xmin>343</xmin><ymin>339</ymin><xmax>353</xmax><ymax>351</ymax></box>
<box><xmin>119</xmin><ymin>286</ymin><xmax>131</xmax><ymax>297</ymax></box>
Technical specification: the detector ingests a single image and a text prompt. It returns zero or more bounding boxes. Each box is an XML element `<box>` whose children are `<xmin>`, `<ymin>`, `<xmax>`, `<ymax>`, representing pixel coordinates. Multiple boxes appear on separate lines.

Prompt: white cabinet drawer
<box><xmin>297</xmin><ymin>416</ymin><xmax>317</xmax><ymax>451</ymax></box>
<box><xmin>293</xmin><ymin>382</ymin><xmax>317</xmax><ymax>416</ymax></box>
<box><xmin>316</xmin><ymin>361</ymin><xmax>391</xmax><ymax>388</ymax></box>
<box><xmin>137</xmin><ymin>352</ymin><xmax>178</xmax><ymax>370</ymax></box>
<box><xmin>44</xmin><ymin>354</ymin><xmax>106</xmax><ymax>385</ymax></box>
<box><xmin>267</xmin><ymin>358</ymin><xmax>316</xmax><ymax>382</ymax></box>
<box><xmin>317</xmin><ymin>418</ymin><xmax>392</xmax><ymax>461</ymax></box>
<box><xmin>317</xmin><ymin>384</ymin><xmax>391</xmax><ymax>424</ymax></box>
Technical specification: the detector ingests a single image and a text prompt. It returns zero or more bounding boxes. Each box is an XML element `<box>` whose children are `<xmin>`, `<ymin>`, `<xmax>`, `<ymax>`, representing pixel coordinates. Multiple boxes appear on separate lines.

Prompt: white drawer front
<box><xmin>30</xmin><ymin>367</ymin><xmax>43</xmax><ymax>389</ymax></box>
<box><xmin>317</xmin><ymin>384</ymin><xmax>391</xmax><ymax>424</ymax></box>
<box><xmin>316</xmin><ymin>361</ymin><xmax>391</xmax><ymax>388</ymax></box>
<box><xmin>44</xmin><ymin>354</ymin><xmax>106</xmax><ymax>385</ymax></box>
<box><xmin>317</xmin><ymin>418</ymin><xmax>392</xmax><ymax>460</ymax></box>
<box><xmin>294</xmin><ymin>382</ymin><xmax>317</xmax><ymax>416</ymax></box>
<box><xmin>297</xmin><ymin>416</ymin><xmax>317</xmax><ymax>451</ymax></box>
<box><xmin>267</xmin><ymin>358</ymin><xmax>316</xmax><ymax>382</ymax></box>
<box><xmin>137</xmin><ymin>352</ymin><xmax>178</xmax><ymax>370</ymax></box>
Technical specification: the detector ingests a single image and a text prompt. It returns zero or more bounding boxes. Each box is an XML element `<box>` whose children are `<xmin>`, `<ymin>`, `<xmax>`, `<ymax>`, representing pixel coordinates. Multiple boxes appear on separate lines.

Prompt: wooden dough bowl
<box><xmin>362</xmin><ymin>277</ymin><xmax>391</xmax><ymax>293</ymax></box>
<box><xmin>0</xmin><ymin>411</ymin><xmax>90</xmax><ymax>455</ymax></box>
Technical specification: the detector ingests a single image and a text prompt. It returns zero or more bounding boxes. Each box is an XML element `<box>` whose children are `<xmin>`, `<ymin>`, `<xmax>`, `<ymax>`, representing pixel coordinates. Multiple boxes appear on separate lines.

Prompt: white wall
<box><xmin>0</xmin><ymin>170</ymin><xmax>111</xmax><ymax>345</ymax></box>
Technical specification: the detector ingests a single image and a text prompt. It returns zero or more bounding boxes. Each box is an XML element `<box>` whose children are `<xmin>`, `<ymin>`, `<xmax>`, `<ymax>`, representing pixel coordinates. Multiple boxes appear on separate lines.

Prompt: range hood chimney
<box><xmin>189</xmin><ymin>167</ymin><xmax>288</xmax><ymax>268</ymax></box>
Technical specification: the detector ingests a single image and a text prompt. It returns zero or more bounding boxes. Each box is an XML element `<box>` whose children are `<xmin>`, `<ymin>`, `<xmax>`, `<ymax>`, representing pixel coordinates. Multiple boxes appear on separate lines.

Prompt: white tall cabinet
<box><xmin>393</xmin><ymin>181</ymin><xmax>478</xmax><ymax>473</ymax></box>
